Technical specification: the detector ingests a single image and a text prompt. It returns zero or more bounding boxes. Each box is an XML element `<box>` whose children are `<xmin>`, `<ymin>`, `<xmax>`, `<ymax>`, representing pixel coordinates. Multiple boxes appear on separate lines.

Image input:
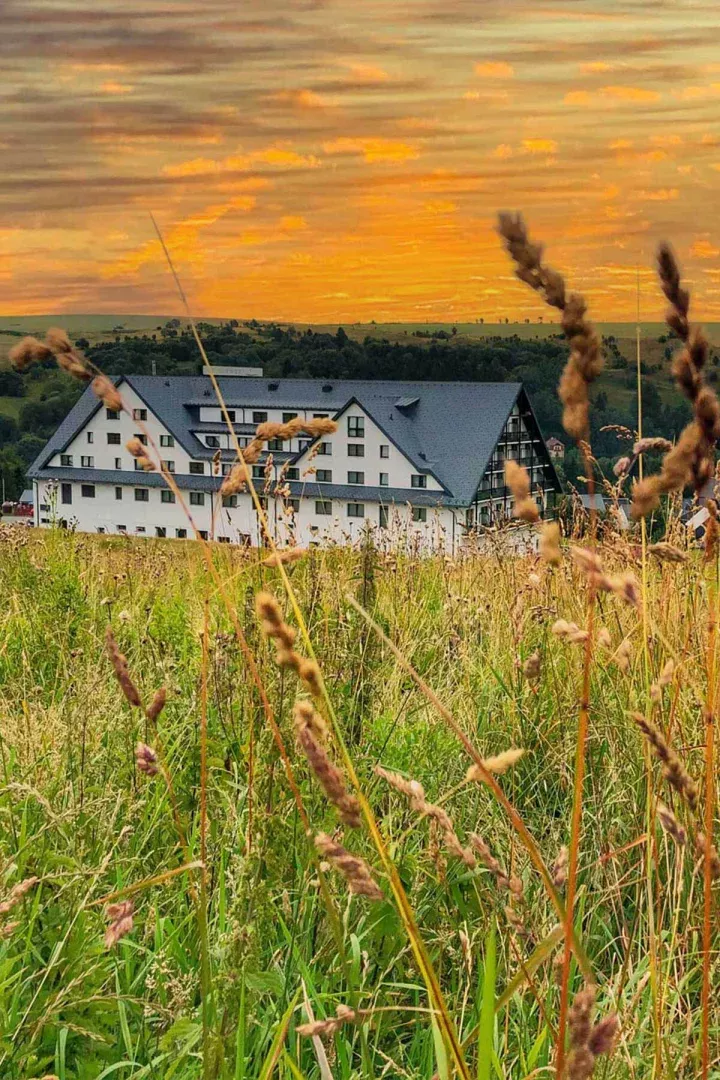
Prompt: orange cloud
<box><xmin>490</xmin><ymin>143</ymin><xmax>513</xmax><ymax>159</ymax></box>
<box><xmin>637</xmin><ymin>188</ymin><xmax>679</xmax><ymax>201</ymax></box>
<box><xmin>579</xmin><ymin>61</ymin><xmax>614</xmax><ymax>73</ymax></box>
<box><xmin>341</xmin><ymin>62</ymin><xmax>390</xmax><ymax>84</ymax></box>
<box><xmin>423</xmin><ymin>200</ymin><xmax>457</xmax><ymax>214</ymax></box>
<box><xmin>474</xmin><ymin>61</ymin><xmax>514</xmax><ymax>78</ymax></box>
<box><xmin>691</xmin><ymin>239</ymin><xmax>720</xmax><ymax>259</ymax></box>
<box><xmin>280</xmin><ymin>215</ymin><xmax>308</xmax><ymax>230</ymax></box>
<box><xmin>163</xmin><ymin>145</ymin><xmax>321</xmax><ymax>177</ymax></box>
<box><xmin>269</xmin><ymin>89</ymin><xmax>331</xmax><ymax>110</ymax></box>
<box><xmin>322</xmin><ymin>138</ymin><xmax>420</xmax><ymax>164</ymax></box>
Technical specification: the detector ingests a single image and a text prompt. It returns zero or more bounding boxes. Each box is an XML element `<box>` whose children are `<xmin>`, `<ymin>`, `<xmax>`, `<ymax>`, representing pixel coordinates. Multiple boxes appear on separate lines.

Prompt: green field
<box><xmin>0</xmin><ymin>520</ymin><xmax>716</xmax><ymax>1078</ymax></box>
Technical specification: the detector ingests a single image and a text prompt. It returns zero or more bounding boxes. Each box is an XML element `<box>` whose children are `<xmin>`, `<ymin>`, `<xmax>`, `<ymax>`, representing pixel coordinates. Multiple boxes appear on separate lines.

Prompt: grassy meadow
<box><xmin>0</xmin><ymin>516</ymin><xmax>716</xmax><ymax>1079</ymax></box>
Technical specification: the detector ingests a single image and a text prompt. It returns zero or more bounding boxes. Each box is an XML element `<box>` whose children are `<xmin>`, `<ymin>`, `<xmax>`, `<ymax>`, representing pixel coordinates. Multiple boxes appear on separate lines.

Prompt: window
<box><xmin>315</xmin><ymin>500</ymin><xmax>332</xmax><ymax>515</ymax></box>
<box><xmin>162</xmin><ymin>460</ymin><xmax>175</xmax><ymax>473</ymax></box>
<box><xmin>135</xmin><ymin>433</ymin><xmax>148</xmax><ymax>445</ymax></box>
<box><xmin>190</xmin><ymin>462</ymin><xmax>204</xmax><ymax>475</ymax></box>
<box><xmin>81</xmin><ymin>456</ymin><xmax>94</xmax><ymax>468</ymax></box>
<box><xmin>287</xmin><ymin>497</ymin><xmax>300</xmax><ymax>513</ymax></box>
<box><xmin>61</xmin><ymin>483</ymin><xmax>72</xmax><ymax>504</ymax></box>
<box><xmin>283</xmin><ymin>412</ymin><xmax>297</xmax><ymax>423</ymax></box>
<box><xmin>161</xmin><ymin>490</ymin><xmax>176</xmax><ymax>504</ymax></box>
<box><xmin>115</xmin><ymin>458</ymin><xmax>122</xmax><ymax>470</ymax></box>
<box><xmin>218</xmin><ymin>536</ymin><xmax>230</xmax><ymax>544</ymax></box>
<box><xmin>87</xmin><ymin>431</ymin><xmax>94</xmax><ymax>444</ymax></box>
<box><xmin>176</xmin><ymin>528</ymin><xmax>187</xmax><ymax>539</ymax></box>
<box><xmin>160</xmin><ymin>435</ymin><xmax>174</xmax><ymax>448</ymax></box>
<box><xmin>107</xmin><ymin>432</ymin><xmax>121</xmax><ymax>445</ymax></box>
<box><xmin>348</xmin><ymin>471</ymin><xmax>365</xmax><ymax>485</ymax></box>
<box><xmin>190</xmin><ymin>492</ymin><xmax>205</xmax><ymax>506</ymax></box>
<box><xmin>380</xmin><ymin>444</ymin><xmax>389</xmax><ymax>459</ymax></box>
<box><xmin>412</xmin><ymin>507</ymin><xmax>427</xmax><ymax>523</ymax></box>
<box><xmin>268</xmin><ymin>438</ymin><xmax>284</xmax><ymax>451</ymax></box>
<box><xmin>379</xmin><ymin>505</ymin><xmax>389</xmax><ymax>529</ymax></box>
<box><xmin>133</xmin><ymin>408</ymin><xmax>147</xmax><ymax>421</ymax></box>
<box><xmin>316</xmin><ymin>469</ymin><xmax>332</xmax><ymax>482</ymax></box>
<box><xmin>199</xmin><ymin>530</ymin><xmax>208</xmax><ymax>540</ymax></box>
<box><xmin>81</xmin><ymin>484</ymin><xmax>95</xmax><ymax>498</ymax></box>
<box><xmin>155</xmin><ymin>527</ymin><xmax>166</xmax><ymax>538</ymax></box>
<box><xmin>206</xmin><ymin>436</ymin><xmax>220</xmax><ymax>448</ymax></box>
<box><xmin>134</xmin><ymin>459</ymin><xmax>146</xmax><ymax>471</ymax></box>
<box><xmin>134</xmin><ymin>488</ymin><xmax>149</xmax><ymax>502</ymax></box>
<box><xmin>222</xmin><ymin>494</ymin><xmax>238</xmax><ymax>508</ymax></box>
<box><xmin>106</xmin><ymin>408</ymin><xmax>119</xmax><ymax>420</ymax></box>
<box><xmin>317</xmin><ymin>442</ymin><xmax>332</xmax><ymax>456</ymax></box>
<box><xmin>117</xmin><ymin>524</ymin><xmax>127</xmax><ymax>533</ymax></box>
<box><xmin>286</xmin><ymin>467</ymin><xmax>299</xmax><ymax>481</ymax></box>
<box><xmin>348</xmin><ymin>443</ymin><xmax>364</xmax><ymax>458</ymax></box>
<box><xmin>348</xmin><ymin>416</ymin><xmax>364</xmax><ymax>438</ymax></box>
<box><xmin>115</xmin><ymin>486</ymin><xmax>122</xmax><ymax>500</ymax></box>
<box><xmin>136</xmin><ymin>526</ymin><xmax>146</xmax><ymax>534</ymax></box>
<box><xmin>347</xmin><ymin>502</ymin><xmax>365</xmax><ymax>518</ymax></box>
<box><xmin>379</xmin><ymin>472</ymin><xmax>389</xmax><ymax>487</ymax></box>
<box><xmin>252</xmin><ymin>411</ymin><xmax>268</xmax><ymax>424</ymax></box>
<box><xmin>313</xmin><ymin>412</ymin><xmax>329</xmax><ymax>419</ymax></box>
<box><xmin>96</xmin><ymin>527</ymin><xmax>105</xmax><ymax>534</ymax></box>
<box><xmin>60</xmin><ymin>454</ymin><xmax>73</xmax><ymax>467</ymax></box>
<box><xmin>252</xmin><ymin>465</ymin><xmax>265</xmax><ymax>479</ymax></box>
<box><xmin>411</xmin><ymin>474</ymin><xmax>427</xmax><ymax>489</ymax></box>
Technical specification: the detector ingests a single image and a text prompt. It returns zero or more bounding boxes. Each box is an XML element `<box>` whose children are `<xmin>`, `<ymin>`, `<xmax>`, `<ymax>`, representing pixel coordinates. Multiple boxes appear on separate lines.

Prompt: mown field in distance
<box><xmin>0</xmin><ymin>521</ymin><xmax>716</xmax><ymax>1079</ymax></box>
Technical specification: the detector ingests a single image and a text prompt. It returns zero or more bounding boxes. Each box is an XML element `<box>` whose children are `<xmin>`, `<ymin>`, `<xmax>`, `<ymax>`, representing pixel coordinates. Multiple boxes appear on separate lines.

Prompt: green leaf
<box><xmin>431</xmin><ymin>1011</ymin><xmax>450</xmax><ymax>1080</ymax></box>
<box><xmin>477</xmin><ymin>921</ymin><xmax>496</xmax><ymax>1080</ymax></box>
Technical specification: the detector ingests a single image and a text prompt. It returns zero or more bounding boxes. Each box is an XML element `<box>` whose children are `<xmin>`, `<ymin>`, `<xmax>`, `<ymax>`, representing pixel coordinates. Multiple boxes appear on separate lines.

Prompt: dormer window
<box><xmin>348</xmin><ymin>417</ymin><xmax>364</xmax><ymax>438</ymax></box>
<box><xmin>411</xmin><ymin>474</ymin><xmax>427</xmax><ymax>489</ymax></box>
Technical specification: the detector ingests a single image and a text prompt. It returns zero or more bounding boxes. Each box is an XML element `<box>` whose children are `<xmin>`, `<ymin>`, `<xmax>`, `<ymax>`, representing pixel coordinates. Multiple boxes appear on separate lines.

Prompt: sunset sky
<box><xmin>3</xmin><ymin>0</ymin><xmax>720</xmax><ymax>322</ymax></box>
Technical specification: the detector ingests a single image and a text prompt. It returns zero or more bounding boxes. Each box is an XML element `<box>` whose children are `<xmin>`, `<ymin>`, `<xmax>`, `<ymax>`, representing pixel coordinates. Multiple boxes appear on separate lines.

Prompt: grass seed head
<box><xmin>314</xmin><ymin>833</ymin><xmax>383</xmax><ymax>900</ymax></box>
<box><xmin>105</xmin><ymin>626</ymin><xmax>143</xmax><ymax>709</ymax></box>
<box><xmin>104</xmin><ymin>899</ymin><xmax>134</xmax><ymax>948</ymax></box>
<box><xmin>8</xmin><ymin>335</ymin><xmax>54</xmax><ymax>370</ymax></box>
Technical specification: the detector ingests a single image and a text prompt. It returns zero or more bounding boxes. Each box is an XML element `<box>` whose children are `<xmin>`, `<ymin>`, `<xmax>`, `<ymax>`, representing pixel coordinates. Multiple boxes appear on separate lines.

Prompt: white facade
<box><xmin>32</xmin><ymin>377</ymin><xmax>558</xmax><ymax>553</ymax></box>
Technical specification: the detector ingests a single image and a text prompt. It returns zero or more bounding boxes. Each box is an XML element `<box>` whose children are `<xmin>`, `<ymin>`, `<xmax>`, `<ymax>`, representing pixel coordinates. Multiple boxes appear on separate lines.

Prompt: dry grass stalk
<box><xmin>375</xmin><ymin>766</ymin><xmax>476</xmax><ymax>867</ymax></box>
<box><xmin>262</xmin><ymin>548</ymin><xmax>306</xmax><ymax>568</ymax></box>
<box><xmin>256</xmin><ymin>591</ymin><xmax>322</xmax><ymax>696</ymax></box>
<box><xmin>696</xmin><ymin>833</ymin><xmax>720</xmax><ymax>880</ymax></box>
<box><xmin>466</xmin><ymin>748</ymin><xmax>525</xmax><ymax>779</ymax></box>
<box><xmin>469</xmin><ymin>833</ymin><xmax>523</xmax><ymax>898</ymax></box>
<box><xmin>632</xmin><ymin>713</ymin><xmax>699</xmax><ymax>812</ymax></box>
<box><xmin>566</xmin><ymin>984</ymin><xmax>618</xmax><ymax>1080</ymax></box>
<box><xmin>647</xmin><ymin>542</ymin><xmax>687</xmax><ymax>564</ymax></box>
<box><xmin>314</xmin><ymin>833</ymin><xmax>383</xmax><ymax>900</ymax></box>
<box><xmin>297</xmin><ymin>1003</ymin><xmax>362</xmax><ymax>1038</ymax></box>
<box><xmin>571</xmin><ymin>548</ymin><xmax>640</xmax><ymax>609</ymax></box>
<box><xmin>551</xmin><ymin>845</ymin><xmax>569</xmax><ymax>888</ymax></box>
<box><xmin>104</xmin><ymin>899</ymin><xmax>134</xmax><ymax>948</ymax></box>
<box><xmin>552</xmin><ymin>619</ymin><xmax>589</xmax><ymax>644</ymax></box>
<box><xmin>498</xmin><ymin>213</ymin><xmax>602</xmax><ymax>440</ymax></box>
<box><xmin>656</xmin><ymin>802</ymin><xmax>687</xmax><ymax>846</ymax></box>
<box><xmin>0</xmin><ymin>876</ymin><xmax>39</xmax><ymax>920</ymax></box>
<box><xmin>294</xmin><ymin>701</ymin><xmax>361</xmax><ymax>828</ymax></box>
<box><xmin>632</xmin><ymin>244</ymin><xmax>720</xmax><ymax>517</ymax></box>
<box><xmin>105</xmin><ymin>626</ymin><xmax>143</xmax><ymax>709</ymax></box>
<box><xmin>539</xmin><ymin>521</ymin><xmax>562</xmax><ymax>565</ymax></box>
<box><xmin>505</xmin><ymin>461</ymin><xmax>540</xmax><ymax>523</ymax></box>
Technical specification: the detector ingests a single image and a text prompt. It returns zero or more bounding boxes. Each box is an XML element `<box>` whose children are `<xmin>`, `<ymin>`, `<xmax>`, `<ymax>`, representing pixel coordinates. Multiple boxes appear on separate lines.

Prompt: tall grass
<box><xmin>1</xmin><ymin>219</ymin><xmax>717</xmax><ymax>1080</ymax></box>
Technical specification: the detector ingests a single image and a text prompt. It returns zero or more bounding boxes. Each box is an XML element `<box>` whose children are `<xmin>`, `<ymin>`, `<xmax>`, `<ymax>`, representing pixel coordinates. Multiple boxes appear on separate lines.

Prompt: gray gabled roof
<box><xmin>29</xmin><ymin>375</ymin><xmax>537</xmax><ymax>507</ymax></box>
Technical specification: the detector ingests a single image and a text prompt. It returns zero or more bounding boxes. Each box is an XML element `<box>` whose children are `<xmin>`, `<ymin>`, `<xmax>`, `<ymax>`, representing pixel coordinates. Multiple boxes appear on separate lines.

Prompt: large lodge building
<box><xmin>28</xmin><ymin>371</ymin><xmax>561</xmax><ymax>551</ymax></box>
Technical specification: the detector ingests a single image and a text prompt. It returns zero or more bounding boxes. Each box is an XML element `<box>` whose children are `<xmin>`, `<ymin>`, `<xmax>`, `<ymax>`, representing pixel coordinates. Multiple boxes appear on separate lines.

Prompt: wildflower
<box><xmin>314</xmin><ymin>833</ymin><xmax>383</xmax><ymax>901</ymax></box>
<box><xmin>135</xmin><ymin>742</ymin><xmax>159</xmax><ymax>777</ymax></box>
<box><xmin>294</xmin><ymin>701</ymin><xmax>361</xmax><ymax>828</ymax></box>
<box><xmin>104</xmin><ymin>899</ymin><xmax>134</xmax><ymax>948</ymax></box>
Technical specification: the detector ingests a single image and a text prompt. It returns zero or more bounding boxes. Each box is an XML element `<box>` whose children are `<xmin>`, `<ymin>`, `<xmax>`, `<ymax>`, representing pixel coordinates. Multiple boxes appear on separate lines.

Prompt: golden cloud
<box><xmin>565</xmin><ymin>85</ymin><xmax>661</xmax><ymax>106</ymax></box>
<box><xmin>269</xmin><ymin>89</ymin><xmax>332</xmax><ymax>110</ymax></box>
<box><xmin>521</xmin><ymin>138</ymin><xmax>558</xmax><ymax>154</ymax></box>
<box><xmin>474</xmin><ymin>61</ymin><xmax>514</xmax><ymax>78</ymax></box>
<box><xmin>691</xmin><ymin>239</ymin><xmax>720</xmax><ymax>259</ymax></box>
<box><xmin>163</xmin><ymin>145</ymin><xmax>321</xmax><ymax>178</ymax></box>
<box><xmin>100</xmin><ymin>81</ymin><xmax>134</xmax><ymax>95</ymax></box>
<box><xmin>322</xmin><ymin>137</ymin><xmax>420</xmax><ymax>164</ymax></box>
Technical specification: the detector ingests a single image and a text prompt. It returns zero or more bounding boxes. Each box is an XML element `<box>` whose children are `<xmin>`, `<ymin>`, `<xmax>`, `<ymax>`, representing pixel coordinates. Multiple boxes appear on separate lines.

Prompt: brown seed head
<box><xmin>91</xmin><ymin>375</ymin><xmax>123</xmax><ymax>413</ymax></box>
<box><xmin>8</xmin><ymin>336</ymin><xmax>54</xmax><ymax>370</ymax></box>
<box><xmin>135</xmin><ymin>742</ymin><xmax>159</xmax><ymax>777</ymax></box>
<box><xmin>105</xmin><ymin>626</ymin><xmax>143</xmax><ymax>709</ymax></box>
<box><xmin>146</xmin><ymin>687</ymin><xmax>167</xmax><ymax>723</ymax></box>
<box><xmin>314</xmin><ymin>833</ymin><xmax>383</xmax><ymax>900</ymax></box>
<box><xmin>104</xmin><ymin>899</ymin><xmax>134</xmax><ymax>948</ymax></box>
<box><xmin>539</xmin><ymin>521</ymin><xmax>561</xmax><ymax>565</ymax></box>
